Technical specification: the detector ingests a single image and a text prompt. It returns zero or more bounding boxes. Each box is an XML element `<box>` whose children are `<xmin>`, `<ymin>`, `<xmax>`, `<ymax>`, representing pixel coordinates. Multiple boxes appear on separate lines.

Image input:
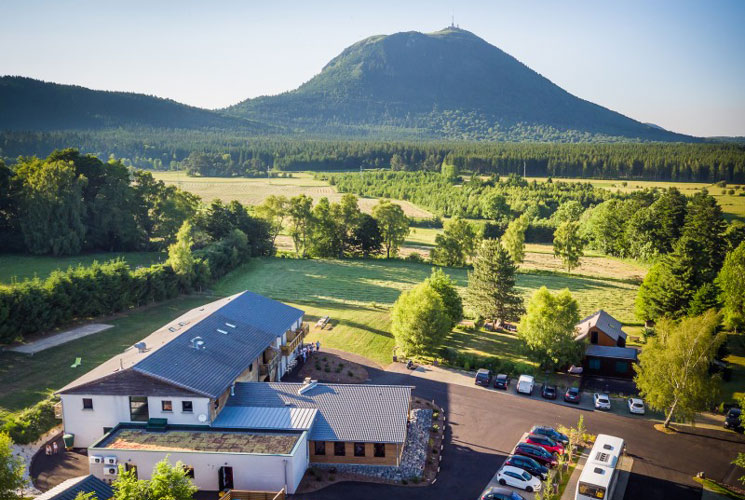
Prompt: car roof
<box><xmin>501</xmin><ymin>465</ymin><xmax>529</xmax><ymax>474</ymax></box>
<box><xmin>595</xmin><ymin>393</ymin><xmax>609</xmax><ymax>399</ymax></box>
<box><xmin>568</xmin><ymin>387</ymin><xmax>579</xmax><ymax>392</ymax></box>
<box><xmin>487</xmin><ymin>486</ymin><xmax>515</xmax><ymax>494</ymax></box>
<box><xmin>630</xmin><ymin>397</ymin><xmax>644</xmax><ymax>403</ymax></box>
<box><xmin>477</xmin><ymin>368</ymin><xmax>490</xmax><ymax>374</ymax></box>
<box><xmin>496</xmin><ymin>373</ymin><xmax>508</xmax><ymax>378</ymax></box>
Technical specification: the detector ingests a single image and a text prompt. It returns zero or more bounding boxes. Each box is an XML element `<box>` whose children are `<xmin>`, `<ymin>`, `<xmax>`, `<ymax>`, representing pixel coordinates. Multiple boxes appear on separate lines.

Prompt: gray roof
<box><xmin>575</xmin><ymin>310</ymin><xmax>627</xmax><ymax>342</ymax></box>
<box><xmin>213</xmin><ymin>406</ymin><xmax>318</xmax><ymax>430</ymax></box>
<box><xmin>585</xmin><ymin>345</ymin><xmax>638</xmax><ymax>360</ymax></box>
<box><xmin>59</xmin><ymin>291</ymin><xmax>304</xmax><ymax>398</ymax></box>
<box><xmin>35</xmin><ymin>475</ymin><xmax>113</xmax><ymax>500</ymax></box>
<box><xmin>133</xmin><ymin>312</ymin><xmax>278</xmax><ymax>397</ymax></box>
<box><xmin>227</xmin><ymin>382</ymin><xmax>412</xmax><ymax>443</ymax></box>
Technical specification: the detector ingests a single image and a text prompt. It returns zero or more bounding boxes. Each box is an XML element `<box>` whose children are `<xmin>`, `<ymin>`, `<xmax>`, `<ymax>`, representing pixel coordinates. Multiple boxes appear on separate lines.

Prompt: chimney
<box><xmin>297</xmin><ymin>377</ymin><xmax>318</xmax><ymax>395</ymax></box>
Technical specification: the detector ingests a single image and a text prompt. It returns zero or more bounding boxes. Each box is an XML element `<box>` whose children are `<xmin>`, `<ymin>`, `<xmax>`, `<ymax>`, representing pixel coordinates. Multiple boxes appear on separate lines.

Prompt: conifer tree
<box><xmin>466</xmin><ymin>239</ymin><xmax>524</xmax><ymax>328</ymax></box>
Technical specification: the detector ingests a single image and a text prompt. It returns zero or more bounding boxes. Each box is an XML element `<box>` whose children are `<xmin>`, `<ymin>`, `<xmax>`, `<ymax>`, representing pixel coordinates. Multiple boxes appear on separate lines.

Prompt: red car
<box><xmin>524</xmin><ymin>434</ymin><xmax>564</xmax><ymax>455</ymax></box>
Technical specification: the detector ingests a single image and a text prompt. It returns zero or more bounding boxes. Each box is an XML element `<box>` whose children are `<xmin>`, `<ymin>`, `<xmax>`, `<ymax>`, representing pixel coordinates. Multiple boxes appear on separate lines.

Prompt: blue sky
<box><xmin>1</xmin><ymin>0</ymin><xmax>744</xmax><ymax>136</ymax></box>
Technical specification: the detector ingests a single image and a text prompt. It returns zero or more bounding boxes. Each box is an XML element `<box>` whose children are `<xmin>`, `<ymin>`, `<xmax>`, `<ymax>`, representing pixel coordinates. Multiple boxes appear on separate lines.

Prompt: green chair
<box><xmin>70</xmin><ymin>357</ymin><xmax>82</xmax><ymax>368</ymax></box>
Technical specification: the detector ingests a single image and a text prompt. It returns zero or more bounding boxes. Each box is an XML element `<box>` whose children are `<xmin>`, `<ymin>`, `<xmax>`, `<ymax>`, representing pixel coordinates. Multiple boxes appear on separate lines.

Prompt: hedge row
<box><xmin>0</xmin><ymin>234</ymin><xmax>251</xmax><ymax>345</ymax></box>
<box><xmin>1</xmin><ymin>397</ymin><xmax>59</xmax><ymax>445</ymax></box>
<box><xmin>439</xmin><ymin>347</ymin><xmax>537</xmax><ymax>377</ymax></box>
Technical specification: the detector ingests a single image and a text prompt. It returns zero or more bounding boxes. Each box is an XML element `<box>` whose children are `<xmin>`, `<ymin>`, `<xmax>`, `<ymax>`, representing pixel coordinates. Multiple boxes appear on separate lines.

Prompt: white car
<box><xmin>593</xmin><ymin>393</ymin><xmax>611</xmax><ymax>410</ymax></box>
<box><xmin>497</xmin><ymin>465</ymin><xmax>542</xmax><ymax>493</ymax></box>
<box><xmin>516</xmin><ymin>375</ymin><xmax>534</xmax><ymax>395</ymax></box>
<box><xmin>628</xmin><ymin>397</ymin><xmax>645</xmax><ymax>415</ymax></box>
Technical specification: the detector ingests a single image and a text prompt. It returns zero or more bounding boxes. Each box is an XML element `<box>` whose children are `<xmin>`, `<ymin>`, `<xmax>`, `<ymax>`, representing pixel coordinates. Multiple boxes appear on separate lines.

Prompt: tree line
<box><xmin>255</xmin><ymin>193</ymin><xmax>410</xmax><ymax>259</ymax></box>
<box><xmin>0</xmin><ymin>149</ymin><xmax>199</xmax><ymax>255</ymax></box>
<box><xmin>3</xmin><ymin>131</ymin><xmax>745</xmax><ymax>181</ymax></box>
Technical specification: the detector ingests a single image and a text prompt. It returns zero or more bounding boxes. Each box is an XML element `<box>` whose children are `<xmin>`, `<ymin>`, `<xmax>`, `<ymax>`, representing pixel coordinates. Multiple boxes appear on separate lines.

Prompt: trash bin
<box><xmin>63</xmin><ymin>433</ymin><xmax>74</xmax><ymax>449</ymax></box>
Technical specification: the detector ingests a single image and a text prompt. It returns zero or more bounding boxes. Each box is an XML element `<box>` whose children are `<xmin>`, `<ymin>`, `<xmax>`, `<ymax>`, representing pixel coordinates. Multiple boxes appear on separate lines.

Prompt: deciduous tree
<box><xmin>426</xmin><ymin>268</ymin><xmax>463</xmax><ymax>328</ymax></box>
<box><xmin>391</xmin><ymin>282</ymin><xmax>451</xmax><ymax>356</ymax></box>
<box><xmin>634</xmin><ymin>310</ymin><xmax>726</xmax><ymax>428</ymax></box>
<box><xmin>502</xmin><ymin>213</ymin><xmax>530</xmax><ymax>264</ymax></box>
<box><xmin>518</xmin><ymin>287</ymin><xmax>583</xmax><ymax>370</ymax></box>
<box><xmin>372</xmin><ymin>200</ymin><xmax>409</xmax><ymax>258</ymax></box>
<box><xmin>288</xmin><ymin>194</ymin><xmax>313</xmax><ymax>257</ymax></box>
<box><xmin>717</xmin><ymin>241</ymin><xmax>745</xmax><ymax>330</ymax></box>
<box><xmin>553</xmin><ymin>221</ymin><xmax>585</xmax><ymax>272</ymax></box>
<box><xmin>431</xmin><ymin>217</ymin><xmax>478</xmax><ymax>267</ymax></box>
<box><xmin>0</xmin><ymin>431</ymin><xmax>26</xmax><ymax>500</ymax></box>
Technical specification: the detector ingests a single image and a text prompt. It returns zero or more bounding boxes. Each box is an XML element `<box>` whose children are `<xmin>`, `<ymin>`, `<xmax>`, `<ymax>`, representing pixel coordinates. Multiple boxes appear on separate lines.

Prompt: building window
<box><xmin>314</xmin><ymin>441</ymin><xmax>326</xmax><ymax>455</ymax></box>
<box><xmin>588</xmin><ymin>358</ymin><xmax>601</xmax><ymax>370</ymax></box>
<box><xmin>248</xmin><ymin>362</ymin><xmax>253</xmax><ymax>372</ymax></box>
<box><xmin>182</xmin><ymin>466</ymin><xmax>195</xmax><ymax>479</ymax></box>
<box><xmin>82</xmin><ymin>398</ymin><xmax>93</xmax><ymax>410</ymax></box>
<box><xmin>103</xmin><ymin>427</ymin><xmax>113</xmax><ymax>435</ymax></box>
<box><xmin>374</xmin><ymin>443</ymin><xmax>385</xmax><ymax>457</ymax></box>
<box><xmin>354</xmin><ymin>442</ymin><xmax>366</xmax><ymax>457</ymax></box>
<box><xmin>182</xmin><ymin>401</ymin><xmax>193</xmax><ymax>413</ymax></box>
<box><xmin>615</xmin><ymin>361</ymin><xmax>628</xmax><ymax>374</ymax></box>
<box><xmin>161</xmin><ymin>400</ymin><xmax>173</xmax><ymax>412</ymax></box>
<box><xmin>124</xmin><ymin>463</ymin><xmax>138</xmax><ymax>479</ymax></box>
<box><xmin>618</xmin><ymin>337</ymin><xmax>626</xmax><ymax>348</ymax></box>
<box><xmin>334</xmin><ymin>442</ymin><xmax>345</xmax><ymax>456</ymax></box>
<box><xmin>129</xmin><ymin>397</ymin><xmax>148</xmax><ymax>422</ymax></box>
<box><xmin>590</xmin><ymin>331</ymin><xmax>598</xmax><ymax>344</ymax></box>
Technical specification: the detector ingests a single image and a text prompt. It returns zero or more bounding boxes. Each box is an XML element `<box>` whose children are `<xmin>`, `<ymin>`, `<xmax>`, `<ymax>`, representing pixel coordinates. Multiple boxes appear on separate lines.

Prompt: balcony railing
<box><xmin>218</xmin><ymin>488</ymin><xmax>285</xmax><ymax>500</ymax></box>
<box><xmin>281</xmin><ymin>323</ymin><xmax>308</xmax><ymax>356</ymax></box>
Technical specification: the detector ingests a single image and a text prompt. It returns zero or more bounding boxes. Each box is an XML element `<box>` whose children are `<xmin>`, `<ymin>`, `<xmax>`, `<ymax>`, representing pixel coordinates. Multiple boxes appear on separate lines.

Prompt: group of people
<box><xmin>300</xmin><ymin>340</ymin><xmax>321</xmax><ymax>362</ymax></box>
<box><xmin>44</xmin><ymin>440</ymin><xmax>60</xmax><ymax>455</ymax></box>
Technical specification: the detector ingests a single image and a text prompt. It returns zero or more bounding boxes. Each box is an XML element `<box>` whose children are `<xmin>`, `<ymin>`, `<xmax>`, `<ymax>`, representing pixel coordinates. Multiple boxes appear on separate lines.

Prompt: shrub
<box><xmin>2</xmin><ymin>397</ymin><xmax>59</xmax><ymax>444</ymax></box>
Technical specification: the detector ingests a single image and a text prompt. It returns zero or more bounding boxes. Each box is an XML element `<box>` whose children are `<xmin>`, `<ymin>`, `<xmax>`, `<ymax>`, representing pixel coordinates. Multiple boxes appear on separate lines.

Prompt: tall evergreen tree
<box><xmin>466</xmin><ymin>239</ymin><xmax>524</xmax><ymax>327</ymax></box>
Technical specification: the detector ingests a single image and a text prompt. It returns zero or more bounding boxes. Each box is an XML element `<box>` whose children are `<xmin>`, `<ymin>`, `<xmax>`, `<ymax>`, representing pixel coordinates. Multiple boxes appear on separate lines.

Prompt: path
<box><xmin>5</xmin><ymin>324</ymin><xmax>113</xmax><ymax>354</ymax></box>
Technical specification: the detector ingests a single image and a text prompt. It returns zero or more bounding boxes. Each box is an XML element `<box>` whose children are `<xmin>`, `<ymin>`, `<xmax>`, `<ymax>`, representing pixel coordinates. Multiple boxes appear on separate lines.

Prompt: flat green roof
<box><xmin>100</xmin><ymin>428</ymin><xmax>300</xmax><ymax>455</ymax></box>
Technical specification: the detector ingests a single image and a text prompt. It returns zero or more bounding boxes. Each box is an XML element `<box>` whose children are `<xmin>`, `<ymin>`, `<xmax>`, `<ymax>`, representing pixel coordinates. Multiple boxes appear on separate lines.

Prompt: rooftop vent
<box><xmin>134</xmin><ymin>342</ymin><xmax>147</xmax><ymax>353</ymax></box>
<box><xmin>217</xmin><ymin>329</ymin><xmax>228</xmax><ymax>335</ymax></box>
<box><xmin>298</xmin><ymin>377</ymin><xmax>318</xmax><ymax>395</ymax></box>
<box><xmin>593</xmin><ymin>467</ymin><xmax>605</xmax><ymax>474</ymax></box>
<box><xmin>225</xmin><ymin>323</ymin><xmax>236</xmax><ymax>328</ymax></box>
<box><xmin>603</xmin><ymin>443</ymin><xmax>613</xmax><ymax>450</ymax></box>
<box><xmin>595</xmin><ymin>452</ymin><xmax>610</xmax><ymax>463</ymax></box>
<box><xmin>190</xmin><ymin>336</ymin><xmax>206</xmax><ymax>350</ymax></box>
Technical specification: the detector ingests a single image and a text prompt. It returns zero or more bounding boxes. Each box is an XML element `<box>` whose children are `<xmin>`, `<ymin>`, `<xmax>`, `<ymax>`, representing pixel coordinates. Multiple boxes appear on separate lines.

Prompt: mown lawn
<box><xmin>214</xmin><ymin>257</ymin><xmax>640</xmax><ymax>366</ymax></box>
<box><xmin>0</xmin><ymin>296</ymin><xmax>210</xmax><ymax>417</ymax></box>
<box><xmin>0</xmin><ymin>252</ymin><xmax>165</xmax><ymax>285</ymax></box>
<box><xmin>723</xmin><ymin>332</ymin><xmax>745</xmax><ymax>402</ymax></box>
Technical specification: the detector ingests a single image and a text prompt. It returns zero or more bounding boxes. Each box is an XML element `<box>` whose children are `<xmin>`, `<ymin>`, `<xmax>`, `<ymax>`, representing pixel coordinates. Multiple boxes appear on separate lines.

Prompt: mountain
<box><xmin>226</xmin><ymin>27</ymin><xmax>694</xmax><ymax>142</ymax></box>
<box><xmin>0</xmin><ymin>76</ymin><xmax>272</xmax><ymax>132</ymax></box>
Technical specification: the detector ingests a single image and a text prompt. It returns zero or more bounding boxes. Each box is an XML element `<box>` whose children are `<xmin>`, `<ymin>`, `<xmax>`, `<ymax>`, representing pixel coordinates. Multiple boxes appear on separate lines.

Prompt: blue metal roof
<box><xmin>35</xmin><ymin>475</ymin><xmax>113</xmax><ymax>500</ymax></box>
<box><xmin>227</xmin><ymin>382</ymin><xmax>412</xmax><ymax>443</ymax></box>
<box><xmin>213</xmin><ymin>406</ymin><xmax>318</xmax><ymax>430</ymax></box>
<box><xmin>585</xmin><ymin>345</ymin><xmax>638</xmax><ymax>360</ymax></box>
<box><xmin>129</xmin><ymin>292</ymin><xmax>304</xmax><ymax>398</ymax></box>
<box><xmin>133</xmin><ymin>312</ymin><xmax>278</xmax><ymax>398</ymax></box>
<box><xmin>220</xmin><ymin>291</ymin><xmax>304</xmax><ymax>336</ymax></box>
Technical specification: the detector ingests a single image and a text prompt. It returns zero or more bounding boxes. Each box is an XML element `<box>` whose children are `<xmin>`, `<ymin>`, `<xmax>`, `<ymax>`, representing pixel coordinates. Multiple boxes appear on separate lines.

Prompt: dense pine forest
<box><xmin>2</xmin><ymin>131</ymin><xmax>744</xmax><ymax>182</ymax></box>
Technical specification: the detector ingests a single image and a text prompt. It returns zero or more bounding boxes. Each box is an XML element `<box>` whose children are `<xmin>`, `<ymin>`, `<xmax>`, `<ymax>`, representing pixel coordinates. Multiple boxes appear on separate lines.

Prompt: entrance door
<box><xmin>218</xmin><ymin>466</ymin><xmax>234</xmax><ymax>490</ymax></box>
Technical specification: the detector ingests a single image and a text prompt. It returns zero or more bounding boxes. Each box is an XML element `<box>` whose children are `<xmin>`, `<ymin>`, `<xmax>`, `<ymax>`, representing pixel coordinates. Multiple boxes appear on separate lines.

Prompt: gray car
<box><xmin>481</xmin><ymin>486</ymin><xmax>525</xmax><ymax>500</ymax></box>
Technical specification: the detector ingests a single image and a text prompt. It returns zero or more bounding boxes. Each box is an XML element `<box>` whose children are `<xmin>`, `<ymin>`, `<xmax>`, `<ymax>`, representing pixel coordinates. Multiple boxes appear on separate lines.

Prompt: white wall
<box><xmin>62</xmin><ymin>394</ymin><xmax>210</xmax><ymax>448</ymax></box>
<box><xmin>89</xmin><ymin>431</ymin><xmax>308</xmax><ymax>494</ymax></box>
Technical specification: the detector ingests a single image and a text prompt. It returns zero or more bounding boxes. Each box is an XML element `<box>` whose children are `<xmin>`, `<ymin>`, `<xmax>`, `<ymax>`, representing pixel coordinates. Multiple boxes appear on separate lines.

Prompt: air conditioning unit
<box><xmin>103</xmin><ymin>466</ymin><xmax>118</xmax><ymax>476</ymax></box>
<box><xmin>89</xmin><ymin>455</ymin><xmax>103</xmax><ymax>464</ymax></box>
<box><xmin>104</xmin><ymin>456</ymin><xmax>117</xmax><ymax>465</ymax></box>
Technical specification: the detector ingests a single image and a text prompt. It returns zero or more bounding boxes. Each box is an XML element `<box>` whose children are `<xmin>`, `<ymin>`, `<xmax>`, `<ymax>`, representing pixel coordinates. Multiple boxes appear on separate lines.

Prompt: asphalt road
<box><xmin>291</xmin><ymin>356</ymin><xmax>745</xmax><ymax>500</ymax></box>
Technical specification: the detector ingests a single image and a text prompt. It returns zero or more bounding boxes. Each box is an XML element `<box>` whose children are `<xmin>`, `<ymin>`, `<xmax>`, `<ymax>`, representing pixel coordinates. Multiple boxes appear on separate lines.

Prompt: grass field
<box><xmin>214</xmin><ymin>257</ymin><xmax>640</xmax><ymax>365</ymax></box>
<box><xmin>0</xmin><ymin>296</ymin><xmax>210</xmax><ymax>417</ymax></box>
<box><xmin>723</xmin><ymin>332</ymin><xmax>745</xmax><ymax>402</ymax></box>
<box><xmin>152</xmin><ymin>171</ymin><xmax>432</xmax><ymax>218</ymax></box>
<box><xmin>0</xmin><ymin>252</ymin><xmax>165</xmax><ymax>285</ymax></box>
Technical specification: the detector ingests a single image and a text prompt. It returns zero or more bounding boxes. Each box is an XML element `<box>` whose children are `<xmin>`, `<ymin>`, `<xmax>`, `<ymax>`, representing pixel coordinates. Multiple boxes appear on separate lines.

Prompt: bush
<box><xmin>2</xmin><ymin>397</ymin><xmax>59</xmax><ymax>444</ymax></box>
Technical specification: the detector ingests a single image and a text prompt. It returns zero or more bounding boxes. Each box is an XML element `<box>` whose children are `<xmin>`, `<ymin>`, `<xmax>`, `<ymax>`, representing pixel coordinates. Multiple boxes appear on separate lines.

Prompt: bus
<box><xmin>575</xmin><ymin>434</ymin><xmax>625</xmax><ymax>500</ymax></box>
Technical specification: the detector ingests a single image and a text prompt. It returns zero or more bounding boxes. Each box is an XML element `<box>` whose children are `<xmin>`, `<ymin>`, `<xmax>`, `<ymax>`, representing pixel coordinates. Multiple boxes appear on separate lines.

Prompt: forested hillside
<box><xmin>2</xmin><ymin>133</ymin><xmax>744</xmax><ymax>181</ymax></box>
<box><xmin>0</xmin><ymin>76</ymin><xmax>271</xmax><ymax>132</ymax></box>
<box><xmin>227</xmin><ymin>27</ymin><xmax>693</xmax><ymax>142</ymax></box>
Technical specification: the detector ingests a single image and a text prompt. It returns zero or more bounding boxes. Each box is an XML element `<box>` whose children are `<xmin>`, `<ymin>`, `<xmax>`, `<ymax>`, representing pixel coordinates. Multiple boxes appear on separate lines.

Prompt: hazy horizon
<box><xmin>2</xmin><ymin>0</ymin><xmax>744</xmax><ymax>137</ymax></box>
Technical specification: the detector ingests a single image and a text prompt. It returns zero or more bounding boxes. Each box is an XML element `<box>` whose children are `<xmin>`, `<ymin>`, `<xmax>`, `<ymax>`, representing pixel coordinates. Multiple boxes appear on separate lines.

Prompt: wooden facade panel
<box><xmin>308</xmin><ymin>441</ymin><xmax>400</xmax><ymax>466</ymax></box>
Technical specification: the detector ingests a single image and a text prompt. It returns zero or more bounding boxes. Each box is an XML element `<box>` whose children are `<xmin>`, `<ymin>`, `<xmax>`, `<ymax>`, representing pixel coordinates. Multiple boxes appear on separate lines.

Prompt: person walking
<box><xmin>316</xmin><ymin>340</ymin><xmax>320</xmax><ymax>352</ymax></box>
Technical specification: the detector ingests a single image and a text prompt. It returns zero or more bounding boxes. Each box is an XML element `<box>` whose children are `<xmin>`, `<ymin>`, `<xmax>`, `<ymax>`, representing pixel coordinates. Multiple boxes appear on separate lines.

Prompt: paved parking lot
<box><xmin>290</xmin><ymin>350</ymin><xmax>745</xmax><ymax>500</ymax></box>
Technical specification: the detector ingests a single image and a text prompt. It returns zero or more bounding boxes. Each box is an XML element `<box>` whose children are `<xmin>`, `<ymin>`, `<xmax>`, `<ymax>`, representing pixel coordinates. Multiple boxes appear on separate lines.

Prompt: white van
<box><xmin>517</xmin><ymin>375</ymin><xmax>535</xmax><ymax>395</ymax></box>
